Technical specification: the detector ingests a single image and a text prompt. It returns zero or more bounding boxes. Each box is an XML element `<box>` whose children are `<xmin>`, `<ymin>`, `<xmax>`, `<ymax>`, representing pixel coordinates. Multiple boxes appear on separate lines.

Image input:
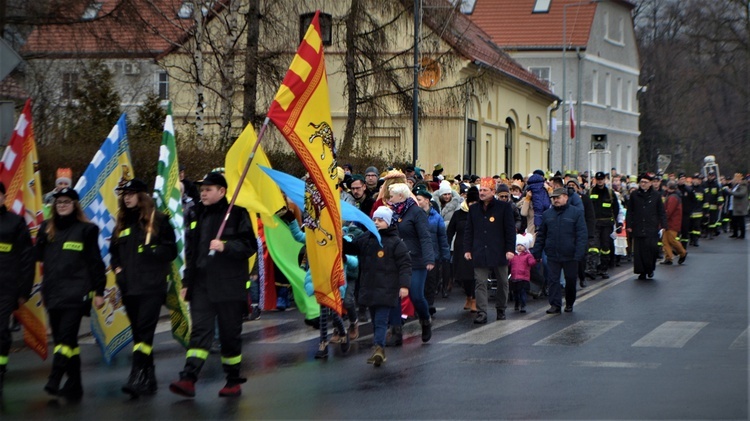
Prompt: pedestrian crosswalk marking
<box><xmin>632</xmin><ymin>321</ymin><xmax>708</xmax><ymax>348</ymax></box>
<box><xmin>570</xmin><ymin>361</ymin><xmax>660</xmax><ymax>369</ymax></box>
<box><xmin>463</xmin><ymin>358</ymin><xmax>544</xmax><ymax>366</ymax></box>
<box><xmin>356</xmin><ymin>319</ymin><xmax>455</xmax><ymax>343</ymax></box>
<box><xmin>534</xmin><ymin>320</ymin><xmax>623</xmax><ymax>346</ymax></box>
<box><xmin>440</xmin><ymin>320</ymin><xmax>540</xmax><ymax>345</ymax></box>
<box><xmin>729</xmin><ymin>327</ymin><xmax>748</xmax><ymax>350</ymax></box>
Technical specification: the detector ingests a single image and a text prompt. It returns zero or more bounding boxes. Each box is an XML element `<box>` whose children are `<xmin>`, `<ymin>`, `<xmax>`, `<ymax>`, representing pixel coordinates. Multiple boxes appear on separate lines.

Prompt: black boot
<box><xmin>219</xmin><ymin>364</ymin><xmax>246</xmax><ymax>397</ymax></box>
<box><xmin>58</xmin><ymin>354</ymin><xmax>82</xmax><ymax>400</ymax></box>
<box><xmin>44</xmin><ymin>353</ymin><xmax>68</xmax><ymax>396</ymax></box>
<box><xmin>122</xmin><ymin>365</ymin><xmax>141</xmax><ymax>397</ymax></box>
<box><xmin>385</xmin><ymin>325</ymin><xmax>403</xmax><ymax>347</ymax></box>
<box><xmin>420</xmin><ymin>318</ymin><xmax>432</xmax><ymax>343</ymax></box>
<box><xmin>0</xmin><ymin>366</ymin><xmax>5</xmax><ymax>397</ymax></box>
<box><xmin>122</xmin><ymin>352</ymin><xmax>150</xmax><ymax>397</ymax></box>
<box><xmin>142</xmin><ymin>365</ymin><xmax>158</xmax><ymax>395</ymax></box>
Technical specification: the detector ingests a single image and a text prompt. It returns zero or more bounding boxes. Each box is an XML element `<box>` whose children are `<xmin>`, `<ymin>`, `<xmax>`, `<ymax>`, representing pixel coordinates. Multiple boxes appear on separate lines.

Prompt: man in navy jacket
<box><xmin>531</xmin><ymin>188</ymin><xmax>587</xmax><ymax>314</ymax></box>
<box><xmin>464</xmin><ymin>177</ymin><xmax>516</xmax><ymax>324</ymax></box>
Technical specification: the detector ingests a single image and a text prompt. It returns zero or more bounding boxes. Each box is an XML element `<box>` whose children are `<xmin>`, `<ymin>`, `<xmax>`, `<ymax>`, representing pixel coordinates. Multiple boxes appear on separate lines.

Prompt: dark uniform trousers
<box><xmin>182</xmin><ymin>283</ymin><xmax>244</xmax><ymax>381</ymax></box>
<box><xmin>0</xmin><ymin>294</ymin><xmax>16</xmax><ymax>363</ymax></box>
<box><xmin>123</xmin><ymin>294</ymin><xmax>165</xmax><ymax>365</ymax></box>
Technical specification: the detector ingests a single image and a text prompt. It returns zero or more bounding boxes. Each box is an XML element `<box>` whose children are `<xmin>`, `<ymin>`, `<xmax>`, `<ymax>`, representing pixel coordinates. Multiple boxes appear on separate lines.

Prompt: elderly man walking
<box><xmin>530</xmin><ymin>188</ymin><xmax>587</xmax><ymax>313</ymax></box>
<box><xmin>464</xmin><ymin>177</ymin><xmax>516</xmax><ymax>324</ymax></box>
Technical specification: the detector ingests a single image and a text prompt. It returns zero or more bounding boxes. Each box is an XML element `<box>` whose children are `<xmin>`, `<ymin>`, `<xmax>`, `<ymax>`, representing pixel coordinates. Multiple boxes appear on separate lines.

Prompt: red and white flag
<box><xmin>569</xmin><ymin>96</ymin><xmax>576</xmax><ymax>139</ymax></box>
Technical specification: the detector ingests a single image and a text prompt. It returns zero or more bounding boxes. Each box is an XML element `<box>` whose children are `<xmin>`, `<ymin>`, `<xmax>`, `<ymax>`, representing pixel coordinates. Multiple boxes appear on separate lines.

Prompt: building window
<box><xmin>157</xmin><ymin>72</ymin><xmax>169</xmax><ymax>100</ymax></box>
<box><xmin>605</xmin><ymin>72</ymin><xmax>611</xmax><ymax>107</ymax></box>
<box><xmin>505</xmin><ymin>118</ymin><xmax>514</xmax><ymax>175</ymax></box>
<box><xmin>618</xmin><ymin>17</ymin><xmax>625</xmax><ymax>43</ymax></box>
<box><xmin>530</xmin><ymin>67</ymin><xmax>551</xmax><ymax>85</ymax></box>
<box><xmin>626</xmin><ymin>80</ymin><xmax>632</xmax><ymax>111</ymax></box>
<box><xmin>82</xmin><ymin>3</ymin><xmax>103</xmax><ymax>20</ymax></box>
<box><xmin>451</xmin><ymin>0</ymin><xmax>477</xmax><ymax>14</ymax></box>
<box><xmin>616</xmin><ymin>77</ymin><xmax>622</xmax><ymax>109</ymax></box>
<box><xmin>300</xmin><ymin>12</ymin><xmax>332</xmax><ymax>46</ymax></box>
<box><xmin>592</xmin><ymin>69</ymin><xmax>598</xmax><ymax>104</ymax></box>
<box><xmin>532</xmin><ymin>0</ymin><xmax>552</xmax><ymax>13</ymax></box>
<box><xmin>62</xmin><ymin>73</ymin><xmax>79</xmax><ymax>101</ymax></box>
<box><xmin>466</xmin><ymin>119</ymin><xmax>477</xmax><ymax>175</ymax></box>
<box><xmin>603</xmin><ymin>11</ymin><xmax>610</xmax><ymax>40</ymax></box>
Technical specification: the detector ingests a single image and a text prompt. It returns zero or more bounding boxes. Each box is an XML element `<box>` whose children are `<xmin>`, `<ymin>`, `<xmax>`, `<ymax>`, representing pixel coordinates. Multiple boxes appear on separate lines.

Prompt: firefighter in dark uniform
<box><xmin>0</xmin><ymin>182</ymin><xmax>34</xmax><ymax>397</ymax></box>
<box><xmin>36</xmin><ymin>187</ymin><xmax>106</xmax><ymax>400</ymax></box>
<box><xmin>169</xmin><ymin>172</ymin><xmax>255</xmax><ymax>398</ymax></box>
<box><xmin>586</xmin><ymin>172</ymin><xmax>620</xmax><ymax>279</ymax></box>
<box><xmin>689</xmin><ymin>175</ymin><xmax>704</xmax><ymax>246</ymax></box>
<box><xmin>677</xmin><ymin>174</ymin><xmax>696</xmax><ymax>249</ymax></box>
<box><xmin>702</xmin><ymin>170</ymin><xmax>723</xmax><ymax>238</ymax></box>
<box><xmin>111</xmin><ymin>179</ymin><xmax>177</xmax><ymax>398</ymax></box>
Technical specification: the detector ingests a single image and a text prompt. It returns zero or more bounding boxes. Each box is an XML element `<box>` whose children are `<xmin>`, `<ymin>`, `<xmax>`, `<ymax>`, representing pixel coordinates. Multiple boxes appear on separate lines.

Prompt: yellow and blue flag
<box><xmin>74</xmin><ymin>113</ymin><xmax>133</xmax><ymax>364</ymax></box>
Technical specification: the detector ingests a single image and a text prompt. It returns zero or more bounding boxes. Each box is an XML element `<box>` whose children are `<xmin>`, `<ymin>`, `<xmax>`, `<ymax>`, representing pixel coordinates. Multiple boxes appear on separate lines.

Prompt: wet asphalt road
<box><xmin>1</xmin><ymin>232</ymin><xmax>747</xmax><ymax>420</ymax></box>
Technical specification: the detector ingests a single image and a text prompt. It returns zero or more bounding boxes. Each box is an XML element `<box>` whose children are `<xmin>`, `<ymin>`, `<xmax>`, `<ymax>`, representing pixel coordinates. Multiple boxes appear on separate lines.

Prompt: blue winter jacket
<box><xmin>425</xmin><ymin>207</ymin><xmax>451</xmax><ymax>262</ymax></box>
<box><xmin>526</xmin><ymin>174</ymin><xmax>551</xmax><ymax>229</ymax></box>
<box><xmin>530</xmin><ymin>203</ymin><xmax>587</xmax><ymax>262</ymax></box>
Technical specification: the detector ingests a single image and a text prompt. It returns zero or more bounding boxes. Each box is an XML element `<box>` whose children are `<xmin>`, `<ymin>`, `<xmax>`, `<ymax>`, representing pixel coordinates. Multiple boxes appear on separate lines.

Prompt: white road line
<box><xmin>463</xmin><ymin>358</ymin><xmax>545</xmax><ymax>366</ymax></box>
<box><xmin>571</xmin><ymin>361</ymin><xmax>661</xmax><ymax>369</ymax></box>
<box><xmin>534</xmin><ymin>320</ymin><xmax>623</xmax><ymax>346</ymax></box>
<box><xmin>632</xmin><ymin>321</ymin><xmax>708</xmax><ymax>348</ymax></box>
<box><xmin>729</xmin><ymin>327</ymin><xmax>748</xmax><ymax>350</ymax></box>
<box><xmin>440</xmin><ymin>320</ymin><xmax>541</xmax><ymax>345</ymax></box>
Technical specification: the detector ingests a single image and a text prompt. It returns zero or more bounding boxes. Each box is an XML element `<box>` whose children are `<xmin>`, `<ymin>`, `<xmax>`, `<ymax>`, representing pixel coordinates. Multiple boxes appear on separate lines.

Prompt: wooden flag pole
<box><xmin>209</xmin><ymin>117</ymin><xmax>270</xmax><ymax>256</ymax></box>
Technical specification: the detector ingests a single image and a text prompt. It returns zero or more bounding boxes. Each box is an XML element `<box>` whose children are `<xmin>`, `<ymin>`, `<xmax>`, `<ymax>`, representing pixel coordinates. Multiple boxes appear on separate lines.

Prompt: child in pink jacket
<box><xmin>509</xmin><ymin>233</ymin><xmax>537</xmax><ymax>313</ymax></box>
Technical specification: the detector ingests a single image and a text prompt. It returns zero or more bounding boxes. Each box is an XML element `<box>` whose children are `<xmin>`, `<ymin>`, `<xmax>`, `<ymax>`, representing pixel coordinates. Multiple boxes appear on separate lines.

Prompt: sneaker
<box><xmin>678</xmin><ymin>253</ymin><xmax>687</xmax><ymax>265</ymax></box>
<box><xmin>314</xmin><ymin>341</ymin><xmax>328</xmax><ymax>359</ymax></box>
<box><xmin>169</xmin><ymin>378</ymin><xmax>196</xmax><ymax>398</ymax></box>
<box><xmin>519</xmin><ymin>307</ymin><xmax>527</xmax><ymax>313</ymax></box>
<box><xmin>348</xmin><ymin>322</ymin><xmax>359</xmax><ymax>341</ymax></box>
<box><xmin>660</xmin><ymin>260</ymin><xmax>673</xmax><ymax>265</ymax></box>
<box><xmin>248</xmin><ymin>306</ymin><xmax>261</xmax><ymax>321</ymax></box>
<box><xmin>330</xmin><ymin>330</ymin><xmax>343</xmax><ymax>344</ymax></box>
<box><xmin>647</xmin><ymin>272</ymin><xmax>654</xmax><ymax>279</ymax></box>
<box><xmin>367</xmin><ymin>346</ymin><xmax>386</xmax><ymax>367</ymax></box>
<box><xmin>474</xmin><ymin>313</ymin><xmax>488</xmax><ymax>324</ymax></box>
<box><xmin>546</xmin><ymin>306</ymin><xmax>561</xmax><ymax>314</ymax></box>
<box><xmin>564</xmin><ymin>305</ymin><xmax>573</xmax><ymax>313</ymax></box>
<box><xmin>218</xmin><ymin>383</ymin><xmax>242</xmax><ymax>398</ymax></box>
<box><xmin>638</xmin><ymin>273</ymin><xmax>647</xmax><ymax>280</ymax></box>
<box><xmin>496</xmin><ymin>310</ymin><xmax>506</xmax><ymax>320</ymax></box>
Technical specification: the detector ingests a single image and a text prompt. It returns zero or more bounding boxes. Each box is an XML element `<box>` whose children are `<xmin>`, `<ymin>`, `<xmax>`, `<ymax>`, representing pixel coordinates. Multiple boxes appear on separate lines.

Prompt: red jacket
<box><xmin>664</xmin><ymin>191</ymin><xmax>683</xmax><ymax>232</ymax></box>
<box><xmin>509</xmin><ymin>250</ymin><xmax>537</xmax><ymax>282</ymax></box>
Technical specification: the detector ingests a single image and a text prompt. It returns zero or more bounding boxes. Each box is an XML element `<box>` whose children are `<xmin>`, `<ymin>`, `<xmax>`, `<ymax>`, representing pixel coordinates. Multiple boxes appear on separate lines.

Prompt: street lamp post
<box><xmin>561</xmin><ymin>0</ymin><xmax>599</xmax><ymax>172</ymax></box>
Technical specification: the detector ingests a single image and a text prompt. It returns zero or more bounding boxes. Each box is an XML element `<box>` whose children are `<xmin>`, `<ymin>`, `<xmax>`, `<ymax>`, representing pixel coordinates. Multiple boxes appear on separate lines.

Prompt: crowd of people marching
<box><xmin>0</xmin><ymin>161</ymin><xmax>748</xmax><ymax>400</ymax></box>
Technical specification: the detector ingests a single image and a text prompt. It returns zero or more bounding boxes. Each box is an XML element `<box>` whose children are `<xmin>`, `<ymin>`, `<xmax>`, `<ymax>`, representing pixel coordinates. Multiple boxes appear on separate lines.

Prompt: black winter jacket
<box><xmin>393</xmin><ymin>201</ymin><xmax>434</xmax><ymax>269</ymax></box>
<box><xmin>36</xmin><ymin>215</ymin><xmax>106</xmax><ymax>309</ymax></box>
<box><xmin>110</xmin><ymin>209</ymin><xmax>177</xmax><ymax>296</ymax></box>
<box><xmin>626</xmin><ymin>188</ymin><xmax>667</xmax><ymax>238</ymax></box>
<box><xmin>0</xmin><ymin>205</ymin><xmax>34</xmax><ymax>301</ymax></box>
<box><xmin>184</xmin><ymin>197</ymin><xmax>255</xmax><ymax>302</ymax></box>
<box><xmin>463</xmin><ymin>198</ymin><xmax>516</xmax><ymax>267</ymax></box>
<box><xmin>530</xmin><ymin>203</ymin><xmax>587</xmax><ymax>262</ymax></box>
<box><xmin>343</xmin><ymin>225</ymin><xmax>411</xmax><ymax>307</ymax></box>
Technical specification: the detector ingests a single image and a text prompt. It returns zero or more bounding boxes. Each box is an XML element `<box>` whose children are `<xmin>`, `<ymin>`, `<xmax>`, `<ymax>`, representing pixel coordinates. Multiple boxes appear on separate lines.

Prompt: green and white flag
<box><xmin>153</xmin><ymin>103</ymin><xmax>191</xmax><ymax>347</ymax></box>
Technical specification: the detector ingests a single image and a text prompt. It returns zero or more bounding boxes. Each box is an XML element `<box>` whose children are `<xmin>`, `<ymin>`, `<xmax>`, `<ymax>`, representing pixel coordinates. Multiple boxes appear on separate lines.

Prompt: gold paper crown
<box><xmin>479</xmin><ymin>177</ymin><xmax>495</xmax><ymax>190</ymax></box>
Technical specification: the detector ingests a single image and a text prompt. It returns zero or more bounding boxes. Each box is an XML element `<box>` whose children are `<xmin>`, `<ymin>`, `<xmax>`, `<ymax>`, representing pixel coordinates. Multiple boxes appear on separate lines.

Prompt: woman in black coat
<box><xmin>626</xmin><ymin>174</ymin><xmax>667</xmax><ymax>279</ymax></box>
<box><xmin>386</xmin><ymin>183</ymin><xmax>435</xmax><ymax>344</ymax></box>
<box><xmin>110</xmin><ymin>179</ymin><xmax>177</xmax><ymax>397</ymax></box>
<box><xmin>446</xmin><ymin>186</ymin><xmax>479</xmax><ymax>311</ymax></box>
<box><xmin>36</xmin><ymin>188</ymin><xmax>106</xmax><ymax>400</ymax></box>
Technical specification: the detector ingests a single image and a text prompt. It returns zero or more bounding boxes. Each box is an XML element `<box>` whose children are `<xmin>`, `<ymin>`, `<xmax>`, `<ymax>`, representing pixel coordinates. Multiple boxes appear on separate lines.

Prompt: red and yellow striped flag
<box><xmin>0</xmin><ymin>99</ymin><xmax>48</xmax><ymax>360</ymax></box>
<box><xmin>267</xmin><ymin>10</ymin><xmax>344</xmax><ymax>314</ymax></box>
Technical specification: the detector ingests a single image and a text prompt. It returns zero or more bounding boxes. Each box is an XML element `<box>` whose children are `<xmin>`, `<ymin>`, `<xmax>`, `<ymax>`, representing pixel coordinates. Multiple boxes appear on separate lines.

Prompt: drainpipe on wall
<box><xmin>576</xmin><ymin>47</ymin><xmax>583</xmax><ymax>171</ymax></box>
<box><xmin>548</xmin><ymin>98</ymin><xmax>562</xmax><ymax>172</ymax></box>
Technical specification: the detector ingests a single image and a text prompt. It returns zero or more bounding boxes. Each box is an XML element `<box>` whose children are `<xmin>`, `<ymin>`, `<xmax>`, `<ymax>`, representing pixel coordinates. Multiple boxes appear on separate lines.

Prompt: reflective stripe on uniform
<box><xmin>601</xmin><ymin>249</ymin><xmax>611</xmax><ymax>255</ymax></box>
<box><xmin>588</xmin><ymin>248</ymin><xmax>600</xmax><ymax>253</ymax></box>
<box><xmin>602</xmin><ymin>203</ymin><xmax>611</xmax><ymax>208</ymax></box>
<box><xmin>71</xmin><ymin>347</ymin><xmax>80</xmax><ymax>356</ymax></box>
<box><xmin>190</xmin><ymin>221</ymin><xmax>197</xmax><ymax>229</ymax></box>
<box><xmin>0</xmin><ymin>355</ymin><xmax>8</xmax><ymax>365</ymax></box>
<box><xmin>62</xmin><ymin>241</ymin><xmax>84</xmax><ymax>252</ymax></box>
<box><xmin>0</xmin><ymin>243</ymin><xmax>12</xmax><ymax>252</ymax></box>
<box><xmin>120</xmin><ymin>228</ymin><xmax>131</xmax><ymax>237</ymax></box>
<box><xmin>221</xmin><ymin>355</ymin><xmax>242</xmax><ymax>366</ymax></box>
<box><xmin>134</xmin><ymin>342</ymin><xmax>153</xmax><ymax>355</ymax></box>
<box><xmin>54</xmin><ymin>344</ymin><xmax>74</xmax><ymax>357</ymax></box>
<box><xmin>186</xmin><ymin>349</ymin><xmax>209</xmax><ymax>360</ymax></box>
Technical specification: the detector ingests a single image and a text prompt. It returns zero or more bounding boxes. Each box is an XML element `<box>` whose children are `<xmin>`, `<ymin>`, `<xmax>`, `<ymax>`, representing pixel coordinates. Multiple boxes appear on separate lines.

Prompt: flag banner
<box><xmin>153</xmin><ymin>105</ymin><xmax>191</xmax><ymax>348</ymax></box>
<box><xmin>266</xmin><ymin>11</ymin><xmax>344</xmax><ymax>314</ymax></box>
<box><xmin>569</xmin><ymin>96</ymin><xmax>576</xmax><ymax>140</ymax></box>
<box><xmin>0</xmin><ymin>99</ymin><xmax>48</xmax><ymax>360</ymax></box>
<box><xmin>74</xmin><ymin>113</ymin><xmax>133</xmax><ymax>364</ymax></box>
<box><xmin>259</xmin><ymin>165</ymin><xmax>381</xmax><ymax>244</ymax></box>
<box><xmin>264</xmin><ymin>215</ymin><xmax>319</xmax><ymax>320</ymax></box>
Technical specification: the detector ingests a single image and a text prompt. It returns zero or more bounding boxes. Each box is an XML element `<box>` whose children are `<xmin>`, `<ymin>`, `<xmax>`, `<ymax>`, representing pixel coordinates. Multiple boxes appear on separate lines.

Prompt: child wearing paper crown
<box><xmin>343</xmin><ymin>206</ymin><xmax>411</xmax><ymax>367</ymax></box>
<box><xmin>508</xmin><ymin>233</ymin><xmax>537</xmax><ymax>313</ymax></box>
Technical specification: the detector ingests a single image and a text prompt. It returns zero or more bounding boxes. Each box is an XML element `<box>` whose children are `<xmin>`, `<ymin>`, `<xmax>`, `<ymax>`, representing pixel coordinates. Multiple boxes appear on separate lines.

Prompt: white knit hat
<box><xmin>516</xmin><ymin>233</ymin><xmax>531</xmax><ymax>251</ymax></box>
<box><xmin>437</xmin><ymin>180</ymin><xmax>452</xmax><ymax>196</ymax></box>
<box><xmin>372</xmin><ymin>206</ymin><xmax>393</xmax><ymax>225</ymax></box>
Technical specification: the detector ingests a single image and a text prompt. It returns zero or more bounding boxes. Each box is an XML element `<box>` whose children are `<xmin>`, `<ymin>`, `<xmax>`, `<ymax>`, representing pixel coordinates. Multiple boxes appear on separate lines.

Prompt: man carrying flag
<box><xmin>169</xmin><ymin>172</ymin><xmax>256</xmax><ymax>399</ymax></box>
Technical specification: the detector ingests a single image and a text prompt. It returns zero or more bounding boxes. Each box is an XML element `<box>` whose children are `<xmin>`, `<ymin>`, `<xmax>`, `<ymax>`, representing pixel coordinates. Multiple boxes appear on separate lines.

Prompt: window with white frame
<box><xmin>605</xmin><ymin>72</ymin><xmax>611</xmax><ymax>106</ymax></box>
<box><xmin>618</xmin><ymin>17</ymin><xmax>625</xmax><ymax>43</ymax></box>
<box><xmin>157</xmin><ymin>72</ymin><xmax>169</xmax><ymax>100</ymax></box>
<box><xmin>626</xmin><ymin>80</ymin><xmax>632</xmax><ymax>111</ymax></box>
<box><xmin>300</xmin><ymin>12</ymin><xmax>332</xmax><ymax>46</ymax></box>
<box><xmin>616</xmin><ymin>77</ymin><xmax>622</xmax><ymax>109</ymax></box>
<box><xmin>529</xmin><ymin>67</ymin><xmax>551</xmax><ymax>84</ymax></box>
<box><xmin>592</xmin><ymin>69</ymin><xmax>599</xmax><ymax>104</ymax></box>
<box><xmin>532</xmin><ymin>0</ymin><xmax>552</xmax><ymax>13</ymax></box>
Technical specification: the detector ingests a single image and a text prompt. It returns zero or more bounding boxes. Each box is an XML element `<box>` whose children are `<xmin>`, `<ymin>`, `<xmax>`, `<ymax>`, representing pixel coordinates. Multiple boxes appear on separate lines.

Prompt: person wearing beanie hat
<box><xmin>446</xmin><ymin>185</ymin><xmax>479</xmax><ymax>312</ymax></box>
<box><xmin>111</xmin><ymin>176</ymin><xmax>177</xmax><ymax>397</ymax></box>
<box><xmin>432</xmin><ymin>179</ymin><xmax>462</xmax><ymax>226</ymax></box>
<box><xmin>364</xmin><ymin>166</ymin><xmax>380</xmax><ymax>198</ymax></box>
<box><xmin>36</xmin><ymin>186</ymin><xmax>106</xmax><ymax>399</ymax></box>
<box><xmin>508</xmin><ymin>233</ymin><xmax>537</xmax><ymax>313</ymax></box>
<box><xmin>464</xmin><ymin>176</ymin><xmax>516</xmax><ymax>323</ymax></box>
<box><xmin>43</xmin><ymin>168</ymin><xmax>74</xmax><ymax>205</ymax></box>
<box><xmin>0</xmin><ymin>180</ymin><xmax>34</xmax><ymax>395</ymax></box>
<box><xmin>342</xmin><ymin>206</ymin><xmax>410</xmax><ymax>367</ymax></box>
